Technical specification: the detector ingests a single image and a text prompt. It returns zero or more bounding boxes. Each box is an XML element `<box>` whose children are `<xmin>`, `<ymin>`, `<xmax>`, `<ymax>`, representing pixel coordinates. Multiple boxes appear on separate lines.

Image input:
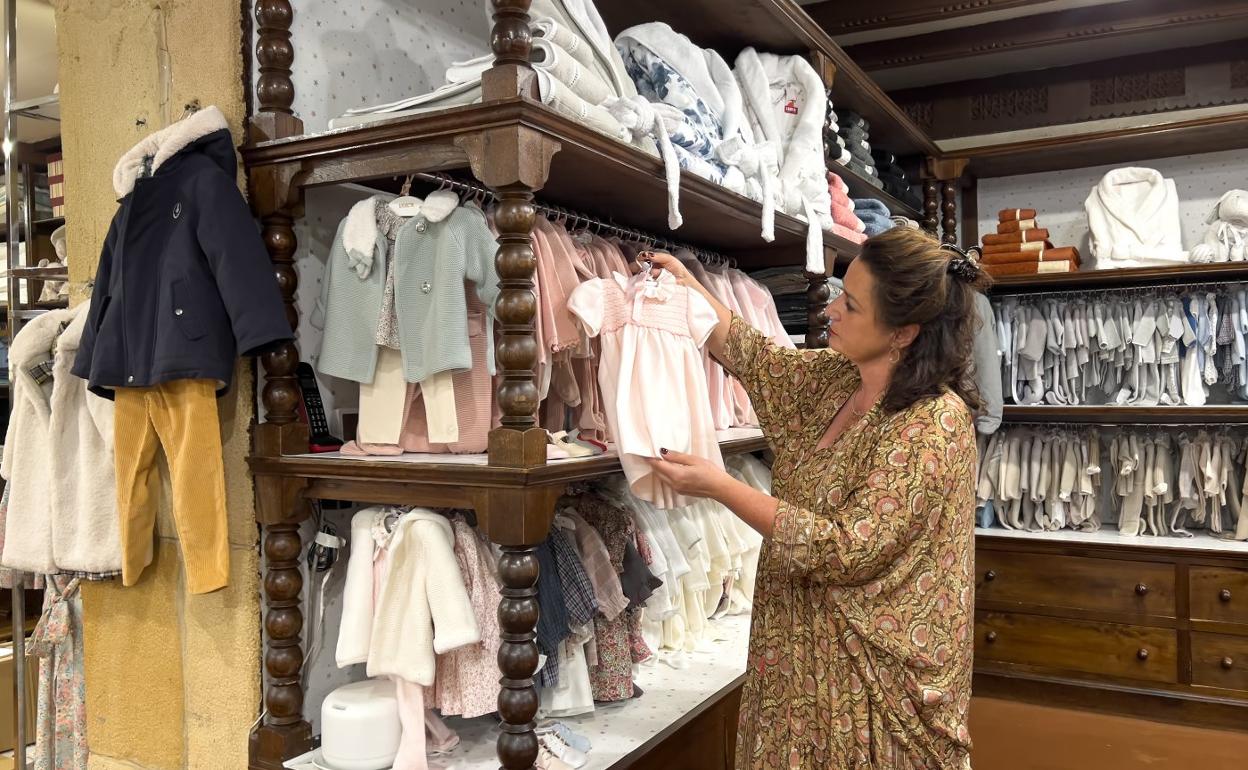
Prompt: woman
<box><xmin>647</xmin><ymin>228</ymin><xmax>989</xmax><ymax>769</ymax></box>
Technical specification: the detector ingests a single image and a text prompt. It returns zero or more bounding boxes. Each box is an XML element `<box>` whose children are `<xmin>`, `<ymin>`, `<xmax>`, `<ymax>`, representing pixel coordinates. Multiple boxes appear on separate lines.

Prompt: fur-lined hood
<box><xmin>112</xmin><ymin>106</ymin><xmax>232</xmax><ymax>197</ymax></box>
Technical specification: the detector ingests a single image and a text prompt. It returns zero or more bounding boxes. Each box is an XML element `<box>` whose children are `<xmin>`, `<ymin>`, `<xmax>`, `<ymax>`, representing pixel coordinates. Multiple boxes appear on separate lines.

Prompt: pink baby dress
<box><xmin>568</xmin><ymin>269</ymin><xmax>724</xmax><ymax>509</ymax></box>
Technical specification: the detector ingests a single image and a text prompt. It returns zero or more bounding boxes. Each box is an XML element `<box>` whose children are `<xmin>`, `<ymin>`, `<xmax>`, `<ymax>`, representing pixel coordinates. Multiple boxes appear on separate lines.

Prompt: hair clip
<box><xmin>938</xmin><ymin>242</ymin><xmax>983</xmax><ymax>262</ymax></box>
<box><xmin>938</xmin><ymin>243</ymin><xmax>983</xmax><ymax>282</ymax></box>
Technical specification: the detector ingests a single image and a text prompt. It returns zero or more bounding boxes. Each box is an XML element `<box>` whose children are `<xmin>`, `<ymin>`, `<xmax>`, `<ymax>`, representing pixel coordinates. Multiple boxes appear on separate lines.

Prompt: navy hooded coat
<box><xmin>73</xmin><ymin>106</ymin><xmax>291</xmax><ymax>398</ymax></box>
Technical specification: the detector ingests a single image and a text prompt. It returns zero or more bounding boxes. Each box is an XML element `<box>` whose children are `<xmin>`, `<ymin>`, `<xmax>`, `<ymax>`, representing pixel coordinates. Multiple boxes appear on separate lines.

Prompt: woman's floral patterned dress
<box><xmin>722</xmin><ymin>317</ymin><xmax>976</xmax><ymax>770</ymax></box>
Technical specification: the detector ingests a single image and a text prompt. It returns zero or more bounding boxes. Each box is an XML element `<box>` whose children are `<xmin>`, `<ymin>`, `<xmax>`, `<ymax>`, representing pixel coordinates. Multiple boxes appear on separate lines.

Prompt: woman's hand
<box><xmin>646</xmin><ymin>449</ymin><xmax>734</xmax><ymax>501</ymax></box>
<box><xmin>635</xmin><ymin>250</ymin><xmax>693</xmax><ymax>285</ymax></box>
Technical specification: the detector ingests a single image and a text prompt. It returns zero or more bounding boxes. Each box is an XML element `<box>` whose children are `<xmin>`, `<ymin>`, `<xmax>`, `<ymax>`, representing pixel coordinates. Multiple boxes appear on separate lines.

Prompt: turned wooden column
<box><xmin>260</xmin><ymin>213</ymin><xmax>301</xmax><ymax>424</ymax></box>
<box><xmin>922</xmin><ymin>180</ymin><xmax>939</xmax><ymax>235</ymax></box>
<box><xmin>251</xmin><ymin>0</ymin><xmax>302</xmax><ymax>142</ymax></box>
<box><xmin>805</xmin><ymin>271</ymin><xmax>831</xmax><ymax>349</ymax></box>
<box><xmin>492</xmin><ymin>187</ymin><xmax>540</xmax><ymax>435</ymax></box>
<box><xmin>940</xmin><ymin>181</ymin><xmax>958</xmax><ymax>245</ymax></box>
<box><xmin>496</xmin><ymin>545</ymin><xmax>542</xmax><ymax>769</ymax></box>
<box><xmin>248</xmin><ymin>3</ymin><xmax>313</xmax><ymax>769</ymax></box>
<box><xmin>923</xmin><ymin>157</ymin><xmax>969</xmax><ymax>246</ymax></box>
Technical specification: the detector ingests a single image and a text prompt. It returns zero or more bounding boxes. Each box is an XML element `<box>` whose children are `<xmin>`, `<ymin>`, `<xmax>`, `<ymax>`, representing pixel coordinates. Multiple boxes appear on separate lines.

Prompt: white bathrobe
<box><xmin>1085</xmin><ymin>167</ymin><xmax>1187</xmax><ymax>269</ymax></box>
<box><xmin>1</xmin><ymin>301</ymin><xmax>121</xmax><ymax>575</ymax></box>
<box><xmin>734</xmin><ymin>49</ymin><xmax>833</xmax><ymax>273</ymax></box>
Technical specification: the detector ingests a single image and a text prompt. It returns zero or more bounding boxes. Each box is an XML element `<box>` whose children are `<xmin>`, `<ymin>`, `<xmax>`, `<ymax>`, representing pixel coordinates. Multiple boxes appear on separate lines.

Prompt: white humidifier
<box><xmin>320</xmin><ymin>678</ymin><xmax>402</xmax><ymax>770</ymax></box>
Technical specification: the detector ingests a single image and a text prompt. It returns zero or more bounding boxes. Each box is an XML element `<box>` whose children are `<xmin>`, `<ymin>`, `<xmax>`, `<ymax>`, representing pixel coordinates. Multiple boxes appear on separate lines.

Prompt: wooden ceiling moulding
<box><xmin>889</xmin><ymin>42</ymin><xmax>1248</xmax><ymax>140</ymax></box>
<box><xmin>961</xmin><ymin>111</ymin><xmax>1248</xmax><ymax>177</ymax></box>
<box><xmin>843</xmin><ymin>0</ymin><xmax>1248</xmax><ymax>72</ymax></box>
<box><xmin>804</xmin><ymin>0</ymin><xmax>1058</xmax><ymax>36</ymax></box>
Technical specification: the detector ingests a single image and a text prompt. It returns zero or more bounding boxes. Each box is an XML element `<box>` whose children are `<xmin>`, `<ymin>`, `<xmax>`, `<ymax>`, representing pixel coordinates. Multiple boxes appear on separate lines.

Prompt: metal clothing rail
<box><xmin>407</xmin><ymin>171</ymin><xmax>738</xmax><ymax>267</ymax></box>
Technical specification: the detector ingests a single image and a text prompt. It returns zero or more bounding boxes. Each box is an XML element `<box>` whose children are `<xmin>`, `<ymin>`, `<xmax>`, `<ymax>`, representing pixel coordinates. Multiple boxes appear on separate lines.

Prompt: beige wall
<box><xmin>51</xmin><ymin>1</ymin><xmax>261</xmax><ymax>768</ymax></box>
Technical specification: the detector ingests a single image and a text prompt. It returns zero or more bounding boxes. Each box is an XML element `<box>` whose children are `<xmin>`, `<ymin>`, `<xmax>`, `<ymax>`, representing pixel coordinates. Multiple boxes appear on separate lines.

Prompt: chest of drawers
<box><xmin>973</xmin><ymin>536</ymin><xmax>1248</xmax><ymax>729</ymax></box>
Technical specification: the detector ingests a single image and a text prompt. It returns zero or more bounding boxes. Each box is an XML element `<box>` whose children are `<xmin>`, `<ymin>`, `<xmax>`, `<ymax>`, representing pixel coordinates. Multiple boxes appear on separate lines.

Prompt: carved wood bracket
<box><xmin>472</xmin><ymin>483</ymin><xmax>564</xmax><ymax>546</ymax></box>
<box><xmin>456</xmin><ymin>124</ymin><xmax>560</xmax><ymax>192</ymax></box>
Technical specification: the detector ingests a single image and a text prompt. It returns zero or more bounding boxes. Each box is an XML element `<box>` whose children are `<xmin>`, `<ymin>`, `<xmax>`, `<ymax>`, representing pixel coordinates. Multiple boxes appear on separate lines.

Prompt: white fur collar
<box><xmin>342</xmin><ymin>191</ymin><xmax>460</xmax><ymax>278</ymax></box>
<box><xmin>112</xmin><ymin>106</ymin><xmax>229</xmax><ymax>197</ymax></box>
<box><xmin>342</xmin><ymin>190</ymin><xmax>459</xmax><ymax>251</ymax></box>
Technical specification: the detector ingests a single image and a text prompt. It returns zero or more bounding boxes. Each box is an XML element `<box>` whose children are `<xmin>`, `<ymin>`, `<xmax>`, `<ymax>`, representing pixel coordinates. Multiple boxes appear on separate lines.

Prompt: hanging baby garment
<box><xmin>568</xmin><ymin>269</ymin><xmax>723</xmax><ymax>508</ymax></box>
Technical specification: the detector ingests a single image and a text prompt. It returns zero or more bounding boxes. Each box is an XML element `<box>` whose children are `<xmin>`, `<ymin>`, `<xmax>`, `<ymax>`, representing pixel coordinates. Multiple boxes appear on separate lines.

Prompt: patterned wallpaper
<box><xmin>976</xmin><ymin>146</ymin><xmax>1248</xmax><ymax>254</ymax></box>
<box><xmin>253</xmin><ymin>0</ymin><xmax>490</xmax><ymax>133</ymax></box>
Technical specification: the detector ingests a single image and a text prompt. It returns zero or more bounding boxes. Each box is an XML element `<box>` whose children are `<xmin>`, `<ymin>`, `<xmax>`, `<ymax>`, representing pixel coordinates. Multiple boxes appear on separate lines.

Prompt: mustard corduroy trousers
<box><xmin>113</xmin><ymin>379</ymin><xmax>229</xmax><ymax>594</ymax></box>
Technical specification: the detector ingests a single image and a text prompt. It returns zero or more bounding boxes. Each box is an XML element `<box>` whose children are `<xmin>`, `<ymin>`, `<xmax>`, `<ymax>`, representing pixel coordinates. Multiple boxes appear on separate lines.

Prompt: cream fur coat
<box><xmin>1</xmin><ymin>301</ymin><xmax>121</xmax><ymax>574</ymax></box>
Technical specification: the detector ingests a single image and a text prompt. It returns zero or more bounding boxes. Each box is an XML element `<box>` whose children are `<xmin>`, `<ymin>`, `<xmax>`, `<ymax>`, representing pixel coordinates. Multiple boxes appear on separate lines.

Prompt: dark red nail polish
<box><xmin>660</xmin><ymin>448</ymin><xmax>668</xmax><ymax>455</ymax></box>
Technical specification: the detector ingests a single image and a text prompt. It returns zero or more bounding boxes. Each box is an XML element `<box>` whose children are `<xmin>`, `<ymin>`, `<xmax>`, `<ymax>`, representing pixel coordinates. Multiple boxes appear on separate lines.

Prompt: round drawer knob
<box><xmin>1222</xmin><ymin>657</ymin><xmax>1235</xmax><ymax>670</ymax></box>
<box><xmin>986</xmin><ymin>631</ymin><xmax>998</xmax><ymax>644</ymax></box>
<box><xmin>1220</xmin><ymin>589</ymin><xmax>1233</xmax><ymax>602</ymax></box>
<box><xmin>984</xmin><ymin>570</ymin><xmax>997</xmax><ymax>582</ymax></box>
<box><xmin>1137</xmin><ymin>649</ymin><xmax>1150</xmax><ymax>661</ymax></box>
<box><xmin>1135</xmin><ymin>583</ymin><xmax>1149</xmax><ymax>596</ymax></box>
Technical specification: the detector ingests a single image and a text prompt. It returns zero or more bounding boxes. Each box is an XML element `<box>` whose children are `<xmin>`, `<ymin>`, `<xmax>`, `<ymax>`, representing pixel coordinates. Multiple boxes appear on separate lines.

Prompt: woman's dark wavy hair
<box><xmin>855</xmin><ymin>227</ymin><xmax>993</xmax><ymax>415</ymax></box>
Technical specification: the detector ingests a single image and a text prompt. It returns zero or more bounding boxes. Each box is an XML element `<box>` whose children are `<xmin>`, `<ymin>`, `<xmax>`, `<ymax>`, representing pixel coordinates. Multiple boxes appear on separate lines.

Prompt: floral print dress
<box><xmin>722</xmin><ymin>317</ymin><xmax>977</xmax><ymax>770</ymax></box>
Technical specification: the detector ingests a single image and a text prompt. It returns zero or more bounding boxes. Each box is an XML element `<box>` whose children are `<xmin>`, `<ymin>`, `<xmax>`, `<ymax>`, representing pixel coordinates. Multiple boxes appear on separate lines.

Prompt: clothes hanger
<box><xmin>389</xmin><ymin>175</ymin><xmax>424</xmax><ymax>218</ymax></box>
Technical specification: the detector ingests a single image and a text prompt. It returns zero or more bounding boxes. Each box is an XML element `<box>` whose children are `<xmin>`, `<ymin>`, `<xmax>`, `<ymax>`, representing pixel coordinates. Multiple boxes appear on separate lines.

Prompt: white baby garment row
<box><xmin>993</xmin><ymin>284</ymin><xmax>1248</xmax><ymax>408</ymax></box>
<box><xmin>977</xmin><ymin>426</ymin><xmax>1248</xmax><ymax>541</ymax></box>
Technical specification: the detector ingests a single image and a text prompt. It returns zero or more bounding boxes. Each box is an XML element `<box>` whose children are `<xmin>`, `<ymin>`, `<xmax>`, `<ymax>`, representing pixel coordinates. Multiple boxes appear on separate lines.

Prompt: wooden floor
<box><xmin>969</xmin><ymin>697</ymin><xmax>1248</xmax><ymax>770</ymax></box>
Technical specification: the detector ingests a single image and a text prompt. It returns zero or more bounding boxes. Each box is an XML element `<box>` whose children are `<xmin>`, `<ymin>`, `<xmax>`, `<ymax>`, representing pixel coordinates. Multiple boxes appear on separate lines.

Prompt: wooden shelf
<box><xmin>10</xmin><ymin>266</ymin><xmax>67</xmax><ymax>281</ymax></box>
<box><xmin>249</xmin><ymin>429</ymin><xmax>769</xmax><ymax>508</ymax></box>
<box><xmin>960</xmin><ymin>111</ymin><xmax>1248</xmax><ymax>178</ymax></box>
<box><xmin>1002</xmin><ymin>405</ymin><xmax>1248</xmax><ymax>424</ymax></box>
<box><xmin>244</xmin><ymin>97</ymin><xmax>861</xmax><ymax>270</ymax></box>
<box><xmin>829</xmin><ymin>162</ymin><xmax>921</xmax><ymax>220</ymax></box>
<box><xmin>0</xmin><ymin>215</ymin><xmax>64</xmax><ymax>242</ymax></box>
<box><xmin>596</xmin><ymin>0</ymin><xmax>937</xmax><ymax>157</ymax></box>
<box><xmin>991</xmin><ymin>262</ymin><xmax>1248</xmax><ymax>292</ymax></box>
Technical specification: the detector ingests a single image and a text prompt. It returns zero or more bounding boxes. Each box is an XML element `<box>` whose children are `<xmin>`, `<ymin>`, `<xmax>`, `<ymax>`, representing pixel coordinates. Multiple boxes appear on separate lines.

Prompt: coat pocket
<box><xmin>171</xmin><ymin>279</ymin><xmax>206</xmax><ymax>340</ymax></box>
<box><xmin>94</xmin><ymin>295</ymin><xmax>112</xmax><ymax>330</ymax></box>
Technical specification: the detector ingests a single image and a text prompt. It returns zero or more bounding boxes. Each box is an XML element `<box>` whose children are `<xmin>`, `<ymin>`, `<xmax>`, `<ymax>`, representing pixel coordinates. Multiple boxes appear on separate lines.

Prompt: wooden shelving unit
<box><xmin>242</xmin><ymin>1</ymin><xmax>953</xmax><ymax>767</ymax></box>
<box><xmin>250</xmin><ymin>430</ymin><xmax>769</xmax><ymax>504</ymax></box>
<box><xmin>245</xmin><ymin>98</ymin><xmax>862</xmax><ymax>272</ymax></box>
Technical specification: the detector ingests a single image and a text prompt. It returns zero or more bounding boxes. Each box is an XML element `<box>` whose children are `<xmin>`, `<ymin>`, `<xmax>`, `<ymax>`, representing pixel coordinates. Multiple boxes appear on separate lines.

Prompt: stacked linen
<box><xmin>822</xmin><ymin>98</ymin><xmax>851</xmax><ymax>166</ymax></box>
<box><xmin>853</xmin><ymin>198</ymin><xmax>894</xmax><ymax>236</ymax></box>
<box><xmin>331</xmin><ymin>0</ymin><xmax>656</xmax><ymax>157</ymax></box>
<box><xmin>826</xmin><ymin>173</ymin><xmax>867</xmax><ymax>245</ymax></box>
<box><xmin>735</xmin><ymin>49</ymin><xmax>834</xmax><ymax>274</ymax></box>
<box><xmin>870</xmin><ymin>149</ymin><xmax>922</xmax><ymax>210</ymax></box>
<box><xmin>981</xmin><ymin>207</ymin><xmax>1081</xmax><ymax>277</ymax></box>
<box><xmin>613</xmin><ymin>23</ymin><xmax>778</xmax><ymax>235</ymax></box>
<box><xmin>831</xmin><ymin>109</ymin><xmax>881</xmax><ymax>188</ymax></box>
<box><xmin>750</xmin><ymin>267</ymin><xmax>842</xmax><ymax>336</ymax></box>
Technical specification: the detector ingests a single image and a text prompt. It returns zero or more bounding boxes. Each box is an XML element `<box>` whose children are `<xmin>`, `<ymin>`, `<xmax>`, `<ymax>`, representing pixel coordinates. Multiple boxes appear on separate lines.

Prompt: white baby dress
<box><xmin>568</xmin><ymin>269</ymin><xmax>723</xmax><ymax>508</ymax></box>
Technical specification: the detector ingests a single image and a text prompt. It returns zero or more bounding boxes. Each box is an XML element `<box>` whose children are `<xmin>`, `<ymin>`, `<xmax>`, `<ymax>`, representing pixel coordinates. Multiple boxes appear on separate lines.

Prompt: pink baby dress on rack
<box><xmin>568</xmin><ymin>269</ymin><xmax>724</xmax><ymax>509</ymax></box>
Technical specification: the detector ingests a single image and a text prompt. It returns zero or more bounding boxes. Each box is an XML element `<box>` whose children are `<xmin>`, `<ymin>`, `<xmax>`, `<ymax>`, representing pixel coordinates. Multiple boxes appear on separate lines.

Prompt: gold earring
<box><xmin>889</xmin><ymin>345</ymin><xmax>901</xmax><ymax>364</ymax></box>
